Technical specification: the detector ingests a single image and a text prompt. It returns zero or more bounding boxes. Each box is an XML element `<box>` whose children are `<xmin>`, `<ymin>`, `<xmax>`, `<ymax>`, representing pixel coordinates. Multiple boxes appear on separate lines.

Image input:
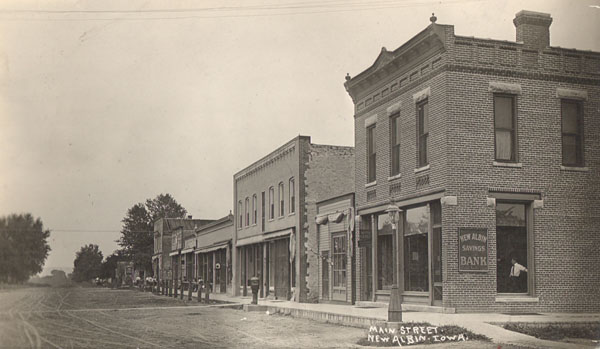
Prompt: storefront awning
<box><xmin>236</xmin><ymin>228</ymin><xmax>293</xmax><ymax>247</ymax></box>
<box><xmin>168</xmin><ymin>251</ymin><xmax>179</xmax><ymax>257</ymax></box>
<box><xmin>181</xmin><ymin>248</ymin><xmax>194</xmax><ymax>254</ymax></box>
<box><xmin>195</xmin><ymin>241</ymin><xmax>229</xmax><ymax>254</ymax></box>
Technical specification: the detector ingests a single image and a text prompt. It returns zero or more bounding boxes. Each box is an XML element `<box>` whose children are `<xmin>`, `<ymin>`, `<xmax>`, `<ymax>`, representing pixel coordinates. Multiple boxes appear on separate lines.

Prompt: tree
<box><xmin>118</xmin><ymin>193</ymin><xmax>187</xmax><ymax>274</ymax></box>
<box><xmin>100</xmin><ymin>250</ymin><xmax>126</xmax><ymax>279</ymax></box>
<box><xmin>72</xmin><ymin>244</ymin><xmax>103</xmax><ymax>282</ymax></box>
<box><xmin>0</xmin><ymin>214</ymin><xmax>51</xmax><ymax>283</ymax></box>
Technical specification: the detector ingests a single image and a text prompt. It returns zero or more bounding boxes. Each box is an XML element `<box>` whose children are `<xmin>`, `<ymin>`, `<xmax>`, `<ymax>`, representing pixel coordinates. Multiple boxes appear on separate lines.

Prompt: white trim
<box><xmin>386</xmin><ymin>102</ymin><xmax>401</xmax><ymax>115</ymax></box>
<box><xmin>556</xmin><ymin>88</ymin><xmax>588</xmax><ymax>101</ymax></box>
<box><xmin>560</xmin><ymin>165</ymin><xmax>589</xmax><ymax>172</ymax></box>
<box><xmin>414</xmin><ymin>164</ymin><xmax>430</xmax><ymax>173</ymax></box>
<box><xmin>412</xmin><ymin>87</ymin><xmax>431</xmax><ymax>103</ymax></box>
<box><xmin>365</xmin><ymin>181</ymin><xmax>377</xmax><ymax>188</ymax></box>
<box><xmin>364</xmin><ymin>114</ymin><xmax>377</xmax><ymax>128</ymax></box>
<box><xmin>387</xmin><ymin>173</ymin><xmax>402</xmax><ymax>181</ymax></box>
<box><xmin>495</xmin><ymin>296</ymin><xmax>539</xmax><ymax>303</ymax></box>
<box><xmin>488</xmin><ymin>81</ymin><xmax>522</xmax><ymax>95</ymax></box>
<box><xmin>181</xmin><ymin>248</ymin><xmax>194</xmax><ymax>254</ymax></box>
<box><xmin>195</xmin><ymin>242</ymin><xmax>229</xmax><ymax>254</ymax></box>
<box><xmin>493</xmin><ymin>161</ymin><xmax>523</xmax><ymax>168</ymax></box>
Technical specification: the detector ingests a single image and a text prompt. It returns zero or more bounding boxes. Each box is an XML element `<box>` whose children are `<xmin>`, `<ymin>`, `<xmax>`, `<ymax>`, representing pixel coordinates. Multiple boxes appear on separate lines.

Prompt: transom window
<box><xmin>494</xmin><ymin>95</ymin><xmax>517</xmax><ymax>162</ymax></box>
<box><xmin>561</xmin><ymin>99</ymin><xmax>584</xmax><ymax>167</ymax></box>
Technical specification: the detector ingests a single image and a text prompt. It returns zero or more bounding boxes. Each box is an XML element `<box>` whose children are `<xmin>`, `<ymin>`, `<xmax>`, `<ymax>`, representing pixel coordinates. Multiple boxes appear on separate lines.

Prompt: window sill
<box><xmin>495</xmin><ymin>296</ymin><xmax>539</xmax><ymax>303</ymax></box>
<box><xmin>388</xmin><ymin>174</ymin><xmax>402</xmax><ymax>181</ymax></box>
<box><xmin>560</xmin><ymin>165</ymin><xmax>589</xmax><ymax>172</ymax></box>
<box><xmin>493</xmin><ymin>161</ymin><xmax>522</xmax><ymax>168</ymax></box>
<box><xmin>414</xmin><ymin>164</ymin><xmax>430</xmax><ymax>174</ymax></box>
<box><xmin>365</xmin><ymin>181</ymin><xmax>377</xmax><ymax>188</ymax></box>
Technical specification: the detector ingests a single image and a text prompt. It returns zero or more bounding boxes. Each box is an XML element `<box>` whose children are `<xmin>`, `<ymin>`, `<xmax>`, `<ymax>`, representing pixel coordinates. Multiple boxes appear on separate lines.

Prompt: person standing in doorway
<box><xmin>509</xmin><ymin>258</ymin><xmax>528</xmax><ymax>292</ymax></box>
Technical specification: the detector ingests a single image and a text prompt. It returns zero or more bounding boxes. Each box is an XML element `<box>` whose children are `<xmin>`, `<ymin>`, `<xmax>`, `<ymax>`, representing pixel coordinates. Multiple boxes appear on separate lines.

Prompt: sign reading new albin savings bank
<box><xmin>458</xmin><ymin>228</ymin><xmax>488</xmax><ymax>272</ymax></box>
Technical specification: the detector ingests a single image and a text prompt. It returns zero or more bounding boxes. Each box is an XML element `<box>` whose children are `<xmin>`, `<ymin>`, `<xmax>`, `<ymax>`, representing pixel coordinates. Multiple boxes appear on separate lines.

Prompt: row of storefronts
<box><xmin>152</xmin><ymin>10</ymin><xmax>599</xmax><ymax>313</ymax></box>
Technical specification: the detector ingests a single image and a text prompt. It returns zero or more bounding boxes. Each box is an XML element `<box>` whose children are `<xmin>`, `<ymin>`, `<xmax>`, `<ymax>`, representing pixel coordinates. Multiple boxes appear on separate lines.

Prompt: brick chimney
<box><xmin>513</xmin><ymin>10</ymin><xmax>553</xmax><ymax>50</ymax></box>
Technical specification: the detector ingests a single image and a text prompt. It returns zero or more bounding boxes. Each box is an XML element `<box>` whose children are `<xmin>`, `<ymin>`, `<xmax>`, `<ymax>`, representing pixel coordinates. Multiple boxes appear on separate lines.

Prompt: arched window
<box><xmin>269</xmin><ymin>187</ymin><xmax>274</xmax><ymax>220</ymax></box>
<box><xmin>289</xmin><ymin>177</ymin><xmax>295</xmax><ymax>214</ymax></box>
<box><xmin>238</xmin><ymin>200</ymin><xmax>243</xmax><ymax>228</ymax></box>
<box><xmin>252</xmin><ymin>194</ymin><xmax>257</xmax><ymax>224</ymax></box>
<box><xmin>245</xmin><ymin>197</ymin><xmax>250</xmax><ymax>226</ymax></box>
<box><xmin>278</xmin><ymin>182</ymin><xmax>284</xmax><ymax>217</ymax></box>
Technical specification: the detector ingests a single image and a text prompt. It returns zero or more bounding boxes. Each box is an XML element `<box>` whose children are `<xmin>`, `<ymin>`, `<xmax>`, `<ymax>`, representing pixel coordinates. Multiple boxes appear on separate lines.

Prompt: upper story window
<box><xmin>252</xmin><ymin>194</ymin><xmax>257</xmax><ymax>224</ymax></box>
<box><xmin>390</xmin><ymin>112</ymin><xmax>401</xmax><ymax>175</ymax></box>
<box><xmin>244</xmin><ymin>197</ymin><xmax>250</xmax><ymax>226</ymax></box>
<box><xmin>278</xmin><ymin>182</ymin><xmax>285</xmax><ymax>217</ymax></box>
<box><xmin>561</xmin><ymin>99</ymin><xmax>584</xmax><ymax>167</ymax></box>
<box><xmin>417</xmin><ymin>100</ymin><xmax>429</xmax><ymax>168</ymax></box>
<box><xmin>269</xmin><ymin>187</ymin><xmax>275</xmax><ymax>220</ymax></box>
<box><xmin>367</xmin><ymin>125</ymin><xmax>376</xmax><ymax>183</ymax></box>
<box><xmin>238</xmin><ymin>200</ymin><xmax>243</xmax><ymax>228</ymax></box>
<box><xmin>494</xmin><ymin>95</ymin><xmax>518</xmax><ymax>162</ymax></box>
<box><xmin>289</xmin><ymin>177</ymin><xmax>295</xmax><ymax>214</ymax></box>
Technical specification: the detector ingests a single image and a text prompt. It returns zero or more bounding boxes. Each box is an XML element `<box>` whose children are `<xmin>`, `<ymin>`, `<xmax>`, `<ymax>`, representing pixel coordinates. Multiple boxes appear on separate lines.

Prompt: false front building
<box><xmin>233</xmin><ymin>136</ymin><xmax>354</xmax><ymax>302</ymax></box>
<box><xmin>344</xmin><ymin>11</ymin><xmax>599</xmax><ymax>312</ymax></box>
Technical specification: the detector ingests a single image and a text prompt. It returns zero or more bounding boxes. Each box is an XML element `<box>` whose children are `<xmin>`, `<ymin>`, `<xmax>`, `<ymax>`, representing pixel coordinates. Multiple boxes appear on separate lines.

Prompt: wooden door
<box><xmin>272</xmin><ymin>238</ymin><xmax>290</xmax><ymax>300</ymax></box>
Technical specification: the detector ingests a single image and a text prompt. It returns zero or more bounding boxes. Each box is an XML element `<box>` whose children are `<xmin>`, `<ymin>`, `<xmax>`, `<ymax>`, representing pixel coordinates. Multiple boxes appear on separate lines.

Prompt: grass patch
<box><xmin>357</xmin><ymin>322</ymin><xmax>490</xmax><ymax>347</ymax></box>
<box><xmin>501</xmin><ymin>322</ymin><xmax>600</xmax><ymax>341</ymax></box>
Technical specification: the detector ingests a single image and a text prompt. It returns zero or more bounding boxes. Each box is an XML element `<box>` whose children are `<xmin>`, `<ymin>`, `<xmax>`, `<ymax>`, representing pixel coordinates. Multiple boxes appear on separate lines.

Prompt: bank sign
<box><xmin>458</xmin><ymin>228</ymin><xmax>488</xmax><ymax>272</ymax></box>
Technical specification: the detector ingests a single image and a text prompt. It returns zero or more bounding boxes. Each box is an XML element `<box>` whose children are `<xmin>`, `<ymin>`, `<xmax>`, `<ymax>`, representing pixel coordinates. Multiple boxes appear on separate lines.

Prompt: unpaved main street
<box><xmin>0</xmin><ymin>286</ymin><xmax>365</xmax><ymax>348</ymax></box>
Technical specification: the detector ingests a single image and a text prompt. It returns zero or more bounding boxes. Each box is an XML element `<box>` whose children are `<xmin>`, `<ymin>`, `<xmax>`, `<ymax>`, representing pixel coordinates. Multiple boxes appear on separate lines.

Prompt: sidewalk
<box><xmin>159</xmin><ymin>289</ymin><xmax>599</xmax><ymax>348</ymax></box>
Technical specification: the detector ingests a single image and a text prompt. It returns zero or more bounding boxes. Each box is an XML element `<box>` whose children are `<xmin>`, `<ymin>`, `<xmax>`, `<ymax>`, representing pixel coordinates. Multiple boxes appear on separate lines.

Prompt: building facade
<box><xmin>195</xmin><ymin>214</ymin><xmax>234</xmax><ymax>294</ymax></box>
<box><xmin>315</xmin><ymin>193</ymin><xmax>355</xmax><ymax>304</ymax></box>
<box><xmin>233</xmin><ymin>136</ymin><xmax>354</xmax><ymax>302</ymax></box>
<box><xmin>152</xmin><ymin>217</ymin><xmax>213</xmax><ymax>287</ymax></box>
<box><xmin>345</xmin><ymin>11</ymin><xmax>600</xmax><ymax>312</ymax></box>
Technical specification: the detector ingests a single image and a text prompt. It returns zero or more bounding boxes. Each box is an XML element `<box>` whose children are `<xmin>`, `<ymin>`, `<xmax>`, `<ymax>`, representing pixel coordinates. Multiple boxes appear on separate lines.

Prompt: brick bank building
<box><xmin>344</xmin><ymin>11</ymin><xmax>599</xmax><ymax>313</ymax></box>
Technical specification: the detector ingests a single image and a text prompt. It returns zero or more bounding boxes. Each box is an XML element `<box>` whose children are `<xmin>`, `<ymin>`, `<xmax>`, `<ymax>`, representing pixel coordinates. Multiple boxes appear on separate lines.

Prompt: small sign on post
<box><xmin>458</xmin><ymin>228</ymin><xmax>488</xmax><ymax>272</ymax></box>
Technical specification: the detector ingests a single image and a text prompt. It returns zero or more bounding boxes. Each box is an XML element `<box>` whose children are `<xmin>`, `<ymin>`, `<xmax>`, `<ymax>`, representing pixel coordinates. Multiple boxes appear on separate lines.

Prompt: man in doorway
<box><xmin>509</xmin><ymin>257</ymin><xmax>528</xmax><ymax>292</ymax></box>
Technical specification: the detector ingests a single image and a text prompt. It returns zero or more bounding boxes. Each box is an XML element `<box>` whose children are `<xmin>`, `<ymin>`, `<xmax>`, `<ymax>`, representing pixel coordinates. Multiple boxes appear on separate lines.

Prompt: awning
<box><xmin>236</xmin><ymin>228</ymin><xmax>293</xmax><ymax>247</ymax></box>
<box><xmin>195</xmin><ymin>241</ymin><xmax>229</xmax><ymax>254</ymax></box>
<box><xmin>331</xmin><ymin>212</ymin><xmax>345</xmax><ymax>223</ymax></box>
<box><xmin>152</xmin><ymin>255</ymin><xmax>160</xmax><ymax>261</ymax></box>
<box><xmin>168</xmin><ymin>251</ymin><xmax>179</xmax><ymax>257</ymax></box>
<box><xmin>181</xmin><ymin>248</ymin><xmax>194</xmax><ymax>254</ymax></box>
<box><xmin>315</xmin><ymin>214</ymin><xmax>329</xmax><ymax>225</ymax></box>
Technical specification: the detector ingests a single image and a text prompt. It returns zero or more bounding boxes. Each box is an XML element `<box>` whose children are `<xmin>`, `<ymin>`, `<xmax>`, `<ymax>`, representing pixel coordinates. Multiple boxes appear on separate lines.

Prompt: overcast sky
<box><xmin>1</xmin><ymin>0</ymin><xmax>598</xmax><ymax>274</ymax></box>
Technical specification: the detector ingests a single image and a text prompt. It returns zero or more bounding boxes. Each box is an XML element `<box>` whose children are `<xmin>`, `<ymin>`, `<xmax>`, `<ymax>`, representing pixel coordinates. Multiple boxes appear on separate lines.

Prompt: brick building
<box><xmin>152</xmin><ymin>217</ymin><xmax>213</xmax><ymax>287</ymax></box>
<box><xmin>345</xmin><ymin>11</ymin><xmax>599</xmax><ymax>312</ymax></box>
<box><xmin>233</xmin><ymin>136</ymin><xmax>354</xmax><ymax>302</ymax></box>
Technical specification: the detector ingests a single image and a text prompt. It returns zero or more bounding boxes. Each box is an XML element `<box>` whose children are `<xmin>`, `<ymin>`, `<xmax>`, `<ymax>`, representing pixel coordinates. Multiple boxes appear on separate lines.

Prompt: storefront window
<box><xmin>496</xmin><ymin>202</ymin><xmax>527</xmax><ymax>293</ymax></box>
<box><xmin>404</xmin><ymin>205</ymin><xmax>429</xmax><ymax>292</ymax></box>
<box><xmin>332</xmin><ymin>234</ymin><xmax>347</xmax><ymax>289</ymax></box>
<box><xmin>377</xmin><ymin>213</ymin><xmax>394</xmax><ymax>290</ymax></box>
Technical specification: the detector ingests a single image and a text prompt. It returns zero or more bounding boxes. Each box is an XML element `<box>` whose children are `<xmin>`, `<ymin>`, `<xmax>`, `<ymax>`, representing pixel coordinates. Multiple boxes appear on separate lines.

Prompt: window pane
<box><xmin>421</xmin><ymin>102</ymin><xmax>429</xmax><ymax>134</ymax></box>
<box><xmin>561</xmin><ymin>101</ymin><xmax>579</xmax><ymax>134</ymax></box>
<box><xmin>404</xmin><ymin>206</ymin><xmax>429</xmax><ymax>292</ymax></box>
<box><xmin>562</xmin><ymin>135</ymin><xmax>578</xmax><ymax>165</ymax></box>
<box><xmin>495</xmin><ymin>130</ymin><xmax>513</xmax><ymax>160</ymax></box>
<box><xmin>494</xmin><ymin>96</ymin><xmax>513</xmax><ymax>129</ymax></box>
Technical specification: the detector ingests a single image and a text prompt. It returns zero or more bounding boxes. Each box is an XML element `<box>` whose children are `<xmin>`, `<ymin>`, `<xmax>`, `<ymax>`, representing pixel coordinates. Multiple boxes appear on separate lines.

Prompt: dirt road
<box><xmin>0</xmin><ymin>286</ymin><xmax>365</xmax><ymax>348</ymax></box>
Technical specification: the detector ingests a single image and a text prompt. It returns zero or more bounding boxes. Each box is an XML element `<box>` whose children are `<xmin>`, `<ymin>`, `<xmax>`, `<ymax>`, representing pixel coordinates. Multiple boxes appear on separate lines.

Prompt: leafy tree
<box><xmin>0</xmin><ymin>214</ymin><xmax>51</xmax><ymax>283</ymax></box>
<box><xmin>72</xmin><ymin>244</ymin><xmax>103</xmax><ymax>282</ymax></box>
<box><xmin>118</xmin><ymin>193</ymin><xmax>187</xmax><ymax>274</ymax></box>
<box><xmin>100</xmin><ymin>250</ymin><xmax>126</xmax><ymax>279</ymax></box>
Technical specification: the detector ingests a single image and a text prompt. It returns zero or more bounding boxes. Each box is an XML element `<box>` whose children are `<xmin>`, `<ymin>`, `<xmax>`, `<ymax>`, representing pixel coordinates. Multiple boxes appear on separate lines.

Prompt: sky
<box><xmin>0</xmin><ymin>0</ymin><xmax>598</xmax><ymax>275</ymax></box>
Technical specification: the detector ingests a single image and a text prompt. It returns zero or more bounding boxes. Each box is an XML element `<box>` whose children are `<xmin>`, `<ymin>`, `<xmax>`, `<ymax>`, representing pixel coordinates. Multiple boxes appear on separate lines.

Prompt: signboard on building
<box><xmin>458</xmin><ymin>228</ymin><xmax>488</xmax><ymax>272</ymax></box>
<box><xmin>184</xmin><ymin>237</ymin><xmax>196</xmax><ymax>250</ymax></box>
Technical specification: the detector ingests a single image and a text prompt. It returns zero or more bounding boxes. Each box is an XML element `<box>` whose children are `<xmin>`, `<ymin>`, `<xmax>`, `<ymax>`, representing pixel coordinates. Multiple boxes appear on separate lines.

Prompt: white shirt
<box><xmin>510</xmin><ymin>262</ymin><xmax>528</xmax><ymax>277</ymax></box>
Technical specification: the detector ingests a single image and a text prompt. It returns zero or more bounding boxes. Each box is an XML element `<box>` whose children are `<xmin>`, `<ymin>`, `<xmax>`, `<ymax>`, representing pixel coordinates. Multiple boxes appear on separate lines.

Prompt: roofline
<box><xmin>196</xmin><ymin>214</ymin><xmax>234</xmax><ymax>233</ymax></box>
